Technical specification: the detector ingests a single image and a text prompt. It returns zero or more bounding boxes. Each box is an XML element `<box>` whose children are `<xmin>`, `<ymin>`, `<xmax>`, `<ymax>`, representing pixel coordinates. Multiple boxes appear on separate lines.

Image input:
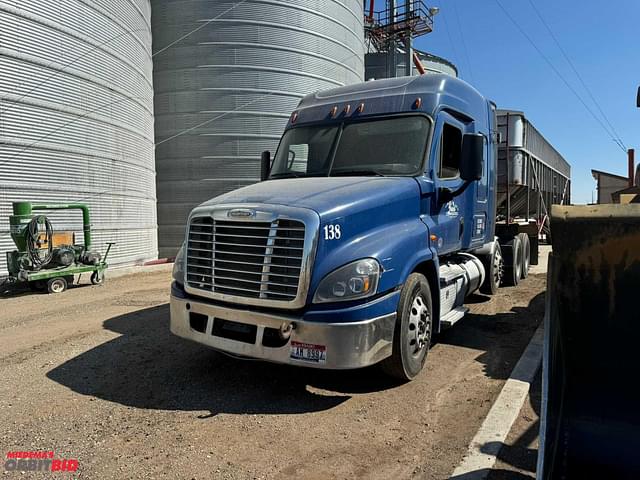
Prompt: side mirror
<box><xmin>260</xmin><ymin>150</ymin><xmax>271</xmax><ymax>181</ymax></box>
<box><xmin>637</xmin><ymin>86</ymin><xmax>640</xmax><ymax>108</ymax></box>
<box><xmin>460</xmin><ymin>133</ymin><xmax>483</xmax><ymax>182</ymax></box>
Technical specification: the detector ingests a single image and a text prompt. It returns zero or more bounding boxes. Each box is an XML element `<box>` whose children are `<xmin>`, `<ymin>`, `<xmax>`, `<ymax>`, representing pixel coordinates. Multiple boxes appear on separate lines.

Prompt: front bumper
<box><xmin>170</xmin><ymin>285</ymin><xmax>397</xmax><ymax>369</ymax></box>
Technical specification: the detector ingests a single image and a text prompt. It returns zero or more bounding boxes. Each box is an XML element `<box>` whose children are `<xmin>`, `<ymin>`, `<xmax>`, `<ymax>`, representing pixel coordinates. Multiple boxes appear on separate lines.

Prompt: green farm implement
<box><xmin>5</xmin><ymin>201</ymin><xmax>113</xmax><ymax>294</ymax></box>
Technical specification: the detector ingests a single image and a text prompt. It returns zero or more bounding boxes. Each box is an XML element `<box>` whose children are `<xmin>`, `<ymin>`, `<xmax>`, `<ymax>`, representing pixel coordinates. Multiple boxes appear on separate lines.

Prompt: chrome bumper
<box><xmin>170</xmin><ymin>294</ymin><xmax>396</xmax><ymax>369</ymax></box>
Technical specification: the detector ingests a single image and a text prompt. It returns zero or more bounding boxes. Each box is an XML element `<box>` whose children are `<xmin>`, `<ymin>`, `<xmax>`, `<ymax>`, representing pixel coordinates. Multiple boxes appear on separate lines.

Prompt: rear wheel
<box><xmin>480</xmin><ymin>242</ymin><xmax>503</xmax><ymax>295</ymax></box>
<box><xmin>518</xmin><ymin>233</ymin><xmax>530</xmax><ymax>279</ymax></box>
<box><xmin>502</xmin><ymin>236</ymin><xmax>522</xmax><ymax>286</ymax></box>
<box><xmin>381</xmin><ymin>273</ymin><xmax>433</xmax><ymax>381</ymax></box>
<box><xmin>47</xmin><ymin>277</ymin><xmax>67</xmax><ymax>294</ymax></box>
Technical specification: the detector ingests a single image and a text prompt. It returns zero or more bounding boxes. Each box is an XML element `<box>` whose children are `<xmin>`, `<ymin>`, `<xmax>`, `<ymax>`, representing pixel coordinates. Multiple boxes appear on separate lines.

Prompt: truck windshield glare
<box><xmin>269</xmin><ymin>116</ymin><xmax>430</xmax><ymax>178</ymax></box>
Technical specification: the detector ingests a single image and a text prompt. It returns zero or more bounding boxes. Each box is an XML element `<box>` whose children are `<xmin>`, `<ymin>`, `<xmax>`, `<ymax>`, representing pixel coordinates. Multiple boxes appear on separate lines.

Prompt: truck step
<box><xmin>440</xmin><ymin>307</ymin><xmax>469</xmax><ymax>329</ymax></box>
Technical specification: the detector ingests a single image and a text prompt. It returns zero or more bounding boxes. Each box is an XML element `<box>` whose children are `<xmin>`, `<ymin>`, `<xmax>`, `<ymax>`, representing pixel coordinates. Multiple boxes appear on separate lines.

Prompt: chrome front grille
<box><xmin>186</xmin><ymin>216</ymin><xmax>306</xmax><ymax>303</ymax></box>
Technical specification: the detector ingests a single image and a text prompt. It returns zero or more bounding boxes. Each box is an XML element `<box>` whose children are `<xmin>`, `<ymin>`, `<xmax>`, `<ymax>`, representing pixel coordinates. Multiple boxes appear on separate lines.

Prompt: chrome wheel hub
<box><xmin>408</xmin><ymin>294</ymin><xmax>430</xmax><ymax>356</ymax></box>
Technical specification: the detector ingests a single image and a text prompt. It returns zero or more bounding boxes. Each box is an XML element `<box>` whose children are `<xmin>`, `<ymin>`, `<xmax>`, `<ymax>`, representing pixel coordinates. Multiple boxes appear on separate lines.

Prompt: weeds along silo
<box><xmin>0</xmin><ymin>0</ymin><xmax>157</xmax><ymax>275</ymax></box>
<box><xmin>152</xmin><ymin>0</ymin><xmax>365</xmax><ymax>257</ymax></box>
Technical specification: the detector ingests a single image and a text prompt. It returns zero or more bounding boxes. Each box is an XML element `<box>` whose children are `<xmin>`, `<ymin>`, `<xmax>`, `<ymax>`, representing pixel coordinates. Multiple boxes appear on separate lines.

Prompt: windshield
<box><xmin>269</xmin><ymin>116</ymin><xmax>430</xmax><ymax>178</ymax></box>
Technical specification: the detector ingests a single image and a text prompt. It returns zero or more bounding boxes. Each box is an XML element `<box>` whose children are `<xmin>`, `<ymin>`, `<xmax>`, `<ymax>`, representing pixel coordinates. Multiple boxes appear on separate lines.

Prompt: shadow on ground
<box><xmin>46</xmin><ymin>304</ymin><xmax>405</xmax><ymax>416</ymax></box>
<box><xmin>0</xmin><ymin>279</ymin><xmax>92</xmax><ymax>298</ymax></box>
<box><xmin>484</xmin><ymin>371</ymin><xmax>542</xmax><ymax>480</ymax></box>
<box><xmin>47</xmin><ymin>288</ymin><xmax>545</xmax><ymax>420</ymax></box>
<box><xmin>447</xmin><ymin>292</ymin><xmax>544</xmax><ymax>480</ymax></box>
<box><xmin>436</xmin><ymin>291</ymin><xmax>545</xmax><ymax>381</ymax></box>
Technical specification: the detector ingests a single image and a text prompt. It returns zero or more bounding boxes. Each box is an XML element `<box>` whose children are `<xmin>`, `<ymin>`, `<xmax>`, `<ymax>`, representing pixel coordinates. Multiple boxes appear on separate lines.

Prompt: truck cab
<box><xmin>170</xmin><ymin>74</ymin><xmax>504</xmax><ymax>380</ymax></box>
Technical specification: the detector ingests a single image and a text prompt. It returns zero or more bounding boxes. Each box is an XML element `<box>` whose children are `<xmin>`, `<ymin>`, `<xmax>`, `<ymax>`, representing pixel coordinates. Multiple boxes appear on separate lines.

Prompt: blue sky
<box><xmin>406</xmin><ymin>0</ymin><xmax>639</xmax><ymax>203</ymax></box>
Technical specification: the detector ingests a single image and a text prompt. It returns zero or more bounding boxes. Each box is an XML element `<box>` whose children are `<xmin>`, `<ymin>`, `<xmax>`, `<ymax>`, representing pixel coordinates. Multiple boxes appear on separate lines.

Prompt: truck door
<box><xmin>431</xmin><ymin>112</ymin><xmax>474</xmax><ymax>255</ymax></box>
<box><xmin>467</xmin><ymin>135</ymin><xmax>489</xmax><ymax>247</ymax></box>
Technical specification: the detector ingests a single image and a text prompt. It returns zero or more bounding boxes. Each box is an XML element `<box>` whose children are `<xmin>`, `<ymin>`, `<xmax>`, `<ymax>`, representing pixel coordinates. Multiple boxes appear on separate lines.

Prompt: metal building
<box><xmin>0</xmin><ymin>0</ymin><xmax>157</xmax><ymax>275</ymax></box>
<box><xmin>152</xmin><ymin>0</ymin><xmax>365</xmax><ymax>258</ymax></box>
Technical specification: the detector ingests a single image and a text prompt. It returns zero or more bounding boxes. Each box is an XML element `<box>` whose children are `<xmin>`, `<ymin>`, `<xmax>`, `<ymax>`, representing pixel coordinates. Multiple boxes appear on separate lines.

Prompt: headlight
<box><xmin>313</xmin><ymin>258</ymin><xmax>380</xmax><ymax>303</ymax></box>
<box><xmin>172</xmin><ymin>242</ymin><xmax>186</xmax><ymax>283</ymax></box>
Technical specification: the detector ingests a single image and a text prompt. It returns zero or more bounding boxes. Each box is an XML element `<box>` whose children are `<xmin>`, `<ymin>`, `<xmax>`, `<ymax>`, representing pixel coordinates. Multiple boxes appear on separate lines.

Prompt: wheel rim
<box><xmin>514</xmin><ymin>243</ymin><xmax>522</xmax><ymax>277</ymax></box>
<box><xmin>493</xmin><ymin>247</ymin><xmax>504</xmax><ymax>287</ymax></box>
<box><xmin>51</xmin><ymin>280</ymin><xmax>64</xmax><ymax>293</ymax></box>
<box><xmin>407</xmin><ymin>293</ymin><xmax>430</xmax><ymax>357</ymax></box>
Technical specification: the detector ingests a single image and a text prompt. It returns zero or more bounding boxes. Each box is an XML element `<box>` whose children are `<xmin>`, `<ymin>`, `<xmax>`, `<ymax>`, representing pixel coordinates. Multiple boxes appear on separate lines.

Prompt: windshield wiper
<box><xmin>269</xmin><ymin>172</ymin><xmax>302</xmax><ymax>179</ymax></box>
<box><xmin>331</xmin><ymin>169</ymin><xmax>385</xmax><ymax>177</ymax></box>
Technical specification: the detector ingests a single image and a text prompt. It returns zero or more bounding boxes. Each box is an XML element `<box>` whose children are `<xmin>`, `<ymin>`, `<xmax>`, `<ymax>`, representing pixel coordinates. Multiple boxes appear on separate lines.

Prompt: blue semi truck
<box><xmin>169</xmin><ymin>74</ymin><xmax>559</xmax><ymax>380</ymax></box>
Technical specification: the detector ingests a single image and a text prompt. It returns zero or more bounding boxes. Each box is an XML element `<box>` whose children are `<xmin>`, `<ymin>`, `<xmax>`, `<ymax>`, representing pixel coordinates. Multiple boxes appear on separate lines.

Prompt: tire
<box><xmin>502</xmin><ymin>236</ymin><xmax>522</xmax><ymax>286</ymax></box>
<box><xmin>518</xmin><ymin>233</ymin><xmax>530</xmax><ymax>279</ymax></box>
<box><xmin>47</xmin><ymin>277</ymin><xmax>67</xmax><ymax>294</ymax></box>
<box><xmin>480</xmin><ymin>242</ymin><xmax>503</xmax><ymax>295</ymax></box>
<box><xmin>381</xmin><ymin>273</ymin><xmax>433</xmax><ymax>381</ymax></box>
<box><xmin>90</xmin><ymin>271</ymin><xmax>105</xmax><ymax>285</ymax></box>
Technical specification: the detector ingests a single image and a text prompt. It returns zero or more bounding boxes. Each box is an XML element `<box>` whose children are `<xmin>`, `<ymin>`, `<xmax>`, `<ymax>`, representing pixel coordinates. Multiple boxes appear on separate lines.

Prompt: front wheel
<box><xmin>90</xmin><ymin>271</ymin><xmax>105</xmax><ymax>285</ymax></box>
<box><xmin>381</xmin><ymin>273</ymin><xmax>433</xmax><ymax>381</ymax></box>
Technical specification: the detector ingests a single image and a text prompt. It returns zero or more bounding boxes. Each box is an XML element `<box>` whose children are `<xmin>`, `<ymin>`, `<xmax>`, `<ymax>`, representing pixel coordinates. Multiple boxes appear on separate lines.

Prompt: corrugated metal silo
<box><xmin>365</xmin><ymin>49</ymin><xmax>458</xmax><ymax>80</ymax></box>
<box><xmin>152</xmin><ymin>0</ymin><xmax>365</xmax><ymax>257</ymax></box>
<box><xmin>0</xmin><ymin>0</ymin><xmax>157</xmax><ymax>275</ymax></box>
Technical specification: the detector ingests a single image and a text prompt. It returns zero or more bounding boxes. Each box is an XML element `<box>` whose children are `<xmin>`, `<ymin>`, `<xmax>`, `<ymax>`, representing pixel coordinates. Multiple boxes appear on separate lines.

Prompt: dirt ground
<box><xmin>0</xmin><ymin>269</ymin><xmax>545</xmax><ymax>479</ymax></box>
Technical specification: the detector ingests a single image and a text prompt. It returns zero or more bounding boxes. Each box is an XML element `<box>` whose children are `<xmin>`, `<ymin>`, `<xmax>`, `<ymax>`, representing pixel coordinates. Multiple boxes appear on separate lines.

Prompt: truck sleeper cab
<box><xmin>170</xmin><ymin>74</ymin><xmax>518</xmax><ymax>381</ymax></box>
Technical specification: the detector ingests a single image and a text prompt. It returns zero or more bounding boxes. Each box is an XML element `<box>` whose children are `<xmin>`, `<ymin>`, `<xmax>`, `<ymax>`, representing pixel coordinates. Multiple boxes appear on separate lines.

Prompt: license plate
<box><xmin>290</xmin><ymin>341</ymin><xmax>326</xmax><ymax>364</ymax></box>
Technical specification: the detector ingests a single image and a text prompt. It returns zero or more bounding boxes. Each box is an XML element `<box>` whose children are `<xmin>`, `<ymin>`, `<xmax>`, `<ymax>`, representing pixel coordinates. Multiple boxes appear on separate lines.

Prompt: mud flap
<box><xmin>539</xmin><ymin>205</ymin><xmax>640</xmax><ymax>479</ymax></box>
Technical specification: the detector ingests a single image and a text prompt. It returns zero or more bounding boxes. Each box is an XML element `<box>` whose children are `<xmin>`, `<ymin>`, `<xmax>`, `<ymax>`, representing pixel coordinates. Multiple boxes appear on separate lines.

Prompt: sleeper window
<box><xmin>439</xmin><ymin>123</ymin><xmax>462</xmax><ymax>179</ymax></box>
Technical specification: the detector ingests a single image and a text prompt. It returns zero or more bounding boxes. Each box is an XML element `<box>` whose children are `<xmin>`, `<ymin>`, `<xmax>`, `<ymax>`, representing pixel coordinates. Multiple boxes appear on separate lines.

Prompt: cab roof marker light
<box><xmin>343</xmin><ymin>104</ymin><xmax>351</xmax><ymax>115</ymax></box>
<box><xmin>413</xmin><ymin>97</ymin><xmax>422</xmax><ymax>109</ymax></box>
<box><xmin>356</xmin><ymin>103</ymin><xmax>365</xmax><ymax>113</ymax></box>
<box><xmin>329</xmin><ymin>106</ymin><xmax>338</xmax><ymax>117</ymax></box>
<box><xmin>290</xmin><ymin>111</ymin><xmax>298</xmax><ymax>123</ymax></box>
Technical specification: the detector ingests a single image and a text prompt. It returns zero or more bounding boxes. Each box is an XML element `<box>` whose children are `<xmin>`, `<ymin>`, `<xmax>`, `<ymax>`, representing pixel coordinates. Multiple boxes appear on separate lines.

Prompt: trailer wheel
<box><xmin>381</xmin><ymin>273</ymin><xmax>433</xmax><ymax>382</ymax></box>
<box><xmin>90</xmin><ymin>271</ymin><xmax>105</xmax><ymax>285</ymax></box>
<box><xmin>502</xmin><ymin>236</ymin><xmax>522</xmax><ymax>286</ymax></box>
<box><xmin>480</xmin><ymin>242</ymin><xmax>503</xmax><ymax>295</ymax></box>
<box><xmin>47</xmin><ymin>277</ymin><xmax>67</xmax><ymax>294</ymax></box>
<box><xmin>518</xmin><ymin>233</ymin><xmax>530</xmax><ymax>279</ymax></box>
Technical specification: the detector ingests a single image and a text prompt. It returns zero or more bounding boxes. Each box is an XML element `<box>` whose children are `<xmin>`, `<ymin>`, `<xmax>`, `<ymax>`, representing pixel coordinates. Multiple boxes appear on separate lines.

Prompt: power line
<box><xmin>440</xmin><ymin>11</ymin><xmax>463</xmax><ymax>79</ymax></box>
<box><xmin>0</xmin><ymin>29</ymin><xmax>148</xmax><ymax>117</ymax></box>
<box><xmin>493</xmin><ymin>0</ymin><xmax>628</xmax><ymax>153</ymax></box>
<box><xmin>525</xmin><ymin>0</ymin><xmax>627</xmax><ymax>150</ymax></box>
<box><xmin>452</xmin><ymin>1</ymin><xmax>476</xmax><ymax>85</ymax></box>
<box><xmin>0</xmin><ymin>1</ymin><xmax>248</xmax><ymax>116</ymax></box>
<box><xmin>72</xmin><ymin>50</ymin><xmax>362</xmax><ymax>204</ymax></box>
<box><xmin>152</xmin><ymin>0</ymin><xmax>248</xmax><ymax>58</ymax></box>
<box><xmin>0</xmin><ymin>96</ymin><xmax>147</xmax><ymax>169</ymax></box>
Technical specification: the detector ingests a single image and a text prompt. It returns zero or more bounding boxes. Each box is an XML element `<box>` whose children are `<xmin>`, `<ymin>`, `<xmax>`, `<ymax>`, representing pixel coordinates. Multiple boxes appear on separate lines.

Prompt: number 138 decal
<box><xmin>323</xmin><ymin>224</ymin><xmax>341</xmax><ymax>240</ymax></box>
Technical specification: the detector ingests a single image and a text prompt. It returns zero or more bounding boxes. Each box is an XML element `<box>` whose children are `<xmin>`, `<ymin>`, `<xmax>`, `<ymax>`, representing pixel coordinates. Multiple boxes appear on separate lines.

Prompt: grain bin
<box><xmin>0</xmin><ymin>0</ymin><xmax>157</xmax><ymax>275</ymax></box>
<box><xmin>365</xmin><ymin>49</ymin><xmax>458</xmax><ymax>80</ymax></box>
<box><xmin>152</xmin><ymin>0</ymin><xmax>365</xmax><ymax>257</ymax></box>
